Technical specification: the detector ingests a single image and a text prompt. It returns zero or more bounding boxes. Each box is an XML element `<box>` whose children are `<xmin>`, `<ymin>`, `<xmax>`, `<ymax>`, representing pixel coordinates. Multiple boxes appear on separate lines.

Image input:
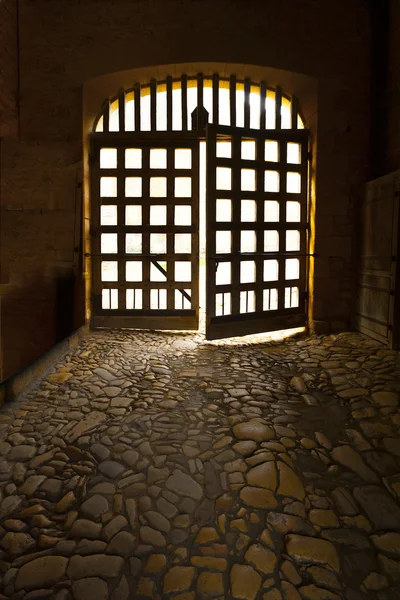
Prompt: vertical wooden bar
<box><xmin>166</xmin><ymin>146</ymin><xmax>174</xmax><ymax>310</ymax></box>
<box><xmin>197</xmin><ymin>73</ymin><xmax>204</xmax><ymax>129</ymax></box>
<box><xmin>206</xmin><ymin>128</ymin><xmax>217</xmax><ymax>334</ymax></box>
<box><xmin>275</xmin><ymin>86</ymin><xmax>282</xmax><ymax>131</ymax></box>
<box><xmin>300</xmin><ymin>134</ymin><xmax>309</xmax><ymax>316</ymax></box>
<box><xmin>190</xmin><ymin>142</ymin><xmax>200</xmax><ymax>318</ymax></box>
<box><xmin>259</xmin><ymin>82</ymin><xmax>266</xmax><ymax>130</ymax></box>
<box><xmin>141</xmin><ymin>146</ymin><xmax>150</xmax><ymax>309</ymax></box>
<box><xmin>134</xmin><ymin>83</ymin><xmax>141</xmax><ymax>132</ymax></box>
<box><xmin>150</xmin><ymin>79</ymin><xmax>157</xmax><ymax>131</ymax></box>
<box><xmin>166</xmin><ymin>76</ymin><xmax>173</xmax><ymax>132</ymax></box>
<box><xmin>244</xmin><ymin>77</ymin><xmax>251</xmax><ymax>129</ymax></box>
<box><xmin>197</xmin><ymin>73</ymin><xmax>204</xmax><ymax>112</ymax></box>
<box><xmin>102</xmin><ymin>99</ymin><xmax>110</xmax><ymax>133</ymax></box>
<box><xmin>291</xmin><ymin>95</ymin><xmax>299</xmax><ymax>130</ymax></box>
<box><xmin>231</xmin><ymin>130</ymin><xmax>241</xmax><ymax>315</ymax></box>
<box><xmin>118</xmin><ymin>89</ymin><xmax>125</xmax><ymax>132</ymax></box>
<box><xmin>117</xmin><ymin>146</ymin><xmax>126</xmax><ymax>309</ymax></box>
<box><xmin>277</xmin><ymin>129</ymin><xmax>287</xmax><ymax>310</ymax></box>
<box><xmin>260</xmin><ymin>81</ymin><xmax>267</xmax><ymax>131</ymax></box>
<box><xmin>181</xmin><ymin>74</ymin><xmax>188</xmax><ymax>131</ymax></box>
<box><xmin>256</xmin><ymin>132</ymin><xmax>265</xmax><ymax>313</ymax></box>
<box><xmin>230</xmin><ymin>75</ymin><xmax>236</xmax><ymax>128</ymax></box>
<box><xmin>212</xmin><ymin>73</ymin><xmax>219</xmax><ymax>125</ymax></box>
<box><xmin>90</xmin><ymin>142</ymin><xmax>101</xmax><ymax>320</ymax></box>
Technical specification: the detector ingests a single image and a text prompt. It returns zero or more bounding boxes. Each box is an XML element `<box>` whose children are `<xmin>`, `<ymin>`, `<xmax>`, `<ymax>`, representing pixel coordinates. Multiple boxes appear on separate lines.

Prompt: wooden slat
<box><xmin>118</xmin><ymin>89</ymin><xmax>125</xmax><ymax>133</ymax></box>
<box><xmin>166</xmin><ymin>76</ymin><xmax>173</xmax><ymax>132</ymax></box>
<box><xmin>259</xmin><ymin>81</ymin><xmax>266</xmax><ymax>130</ymax></box>
<box><xmin>231</xmin><ymin>132</ymin><xmax>241</xmax><ymax>316</ymax></box>
<box><xmin>150</xmin><ymin>79</ymin><xmax>157</xmax><ymax>131</ymax></box>
<box><xmin>244</xmin><ymin>77</ymin><xmax>251</xmax><ymax>129</ymax></box>
<box><xmin>212</xmin><ymin>73</ymin><xmax>219</xmax><ymax>126</ymax></box>
<box><xmin>275</xmin><ymin>86</ymin><xmax>282</xmax><ymax>130</ymax></box>
<box><xmin>166</xmin><ymin>146</ymin><xmax>174</xmax><ymax>310</ymax></box>
<box><xmin>181</xmin><ymin>74</ymin><xmax>188</xmax><ymax>131</ymax></box>
<box><xmin>230</xmin><ymin>75</ymin><xmax>236</xmax><ymax>128</ymax></box>
<box><xmin>134</xmin><ymin>83</ymin><xmax>141</xmax><ymax>132</ymax></box>
<box><xmin>255</xmin><ymin>135</ymin><xmax>265</xmax><ymax>312</ymax></box>
<box><xmin>102</xmin><ymin>99</ymin><xmax>110</xmax><ymax>133</ymax></box>
<box><xmin>291</xmin><ymin>94</ymin><xmax>299</xmax><ymax>130</ymax></box>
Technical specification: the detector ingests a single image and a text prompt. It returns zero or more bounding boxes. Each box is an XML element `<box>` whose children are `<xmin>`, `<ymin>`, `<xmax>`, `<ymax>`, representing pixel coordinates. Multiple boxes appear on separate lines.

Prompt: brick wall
<box><xmin>0</xmin><ymin>0</ymin><xmax>372</xmax><ymax>380</ymax></box>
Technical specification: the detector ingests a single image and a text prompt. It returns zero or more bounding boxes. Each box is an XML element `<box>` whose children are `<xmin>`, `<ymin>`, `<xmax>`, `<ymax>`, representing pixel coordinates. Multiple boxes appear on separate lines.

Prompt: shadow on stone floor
<box><xmin>0</xmin><ymin>331</ymin><xmax>399</xmax><ymax>599</ymax></box>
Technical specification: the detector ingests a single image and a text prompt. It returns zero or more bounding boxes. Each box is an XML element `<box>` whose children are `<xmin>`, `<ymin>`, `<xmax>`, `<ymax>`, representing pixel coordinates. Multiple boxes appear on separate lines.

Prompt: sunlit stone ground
<box><xmin>0</xmin><ymin>329</ymin><xmax>400</xmax><ymax>599</ymax></box>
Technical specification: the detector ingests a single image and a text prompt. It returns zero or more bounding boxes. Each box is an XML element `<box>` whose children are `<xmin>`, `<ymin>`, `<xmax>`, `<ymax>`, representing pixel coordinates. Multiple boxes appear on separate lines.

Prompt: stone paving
<box><xmin>1</xmin><ymin>329</ymin><xmax>400</xmax><ymax>599</ymax></box>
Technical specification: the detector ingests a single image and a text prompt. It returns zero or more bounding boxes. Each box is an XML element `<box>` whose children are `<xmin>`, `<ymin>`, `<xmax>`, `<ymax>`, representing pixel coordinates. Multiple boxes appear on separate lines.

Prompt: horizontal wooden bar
<box><xmin>93</xmin><ymin>315</ymin><xmax>198</xmax><ymax>330</ymax></box>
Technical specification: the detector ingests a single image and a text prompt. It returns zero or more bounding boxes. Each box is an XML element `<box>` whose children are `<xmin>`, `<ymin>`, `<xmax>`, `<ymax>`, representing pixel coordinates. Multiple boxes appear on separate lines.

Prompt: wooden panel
<box><xmin>356</xmin><ymin>170</ymin><xmax>400</xmax><ymax>348</ymax></box>
<box><xmin>205</xmin><ymin>124</ymin><xmax>309</xmax><ymax>340</ymax></box>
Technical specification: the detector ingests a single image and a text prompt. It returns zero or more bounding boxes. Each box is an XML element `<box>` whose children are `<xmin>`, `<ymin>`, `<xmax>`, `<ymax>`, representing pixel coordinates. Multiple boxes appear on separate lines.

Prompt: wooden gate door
<box><xmin>205</xmin><ymin>124</ymin><xmax>309</xmax><ymax>340</ymax></box>
<box><xmin>91</xmin><ymin>135</ymin><xmax>199</xmax><ymax>330</ymax></box>
<box><xmin>356</xmin><ymin>170</ymin><xmax>400</xmax><ymax>348</ymax></box>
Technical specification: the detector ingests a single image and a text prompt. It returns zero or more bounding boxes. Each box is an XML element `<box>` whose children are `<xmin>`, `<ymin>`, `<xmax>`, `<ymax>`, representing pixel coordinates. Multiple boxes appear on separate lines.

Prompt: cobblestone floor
<box><xmin>1</xmin><ymin>330</ymin><xmax>400</xmax><ymax>599</ymax></box>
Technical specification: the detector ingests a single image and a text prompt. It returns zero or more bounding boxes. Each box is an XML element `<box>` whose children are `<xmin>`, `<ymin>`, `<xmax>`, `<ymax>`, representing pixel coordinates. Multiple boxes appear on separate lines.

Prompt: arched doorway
<box><xmin>90</xmin><ymin>74</ymin><xmax>309</xmax><ymax>339</ymax></box>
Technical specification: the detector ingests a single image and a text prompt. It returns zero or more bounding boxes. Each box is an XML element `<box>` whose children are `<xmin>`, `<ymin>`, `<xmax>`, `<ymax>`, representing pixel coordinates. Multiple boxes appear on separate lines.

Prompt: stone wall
<box><xmin>0</xmin><ymin>0</ymin><xmax>18</xmax><ymax>381</ymax></box>
<box><xmin>0</xmin><ymin>0</ymin><xmax>372</xmax><ymax>380</ymax></box>
<box><xmin>386</xmin><ymin>0</ymin><xmax>400</xmax><ymax>172</ymax></box>
<box><xmin>0</xmin><ymin>0</ymin><xmax>18</xmax><ymax>138</ymax></box>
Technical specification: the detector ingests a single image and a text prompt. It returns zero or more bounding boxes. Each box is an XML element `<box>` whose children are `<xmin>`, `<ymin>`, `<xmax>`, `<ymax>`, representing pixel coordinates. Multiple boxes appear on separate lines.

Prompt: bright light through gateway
<box><xmin>96</xmin><ymin>78</ymin><xmax>305</xmax><ymax>132</ymax></box>
<box><xmin>207</xmin><ymin>327</ymin><xmax>306</xmax><ymax>346</ymax></box>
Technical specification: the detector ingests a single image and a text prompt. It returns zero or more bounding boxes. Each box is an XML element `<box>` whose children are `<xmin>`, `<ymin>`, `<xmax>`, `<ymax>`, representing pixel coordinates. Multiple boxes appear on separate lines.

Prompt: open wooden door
<box><xmin>205</xmin><ymin>124</ymin><xmax>309</xmax><ymax>340</ymax></box>
<box><xmin>356</xmin><ymin>170</ymin><xmax>400</xmax><ymax>348</ymax></box>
